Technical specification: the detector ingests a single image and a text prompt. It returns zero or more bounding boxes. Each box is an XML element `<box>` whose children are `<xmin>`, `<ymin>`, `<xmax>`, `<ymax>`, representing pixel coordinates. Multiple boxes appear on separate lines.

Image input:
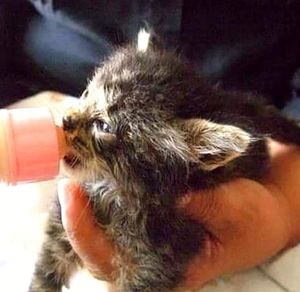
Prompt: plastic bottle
<box><xmin>0</xmin><ymin>107</ymin><xmax>66</xmax><ymax>184</ymax></box>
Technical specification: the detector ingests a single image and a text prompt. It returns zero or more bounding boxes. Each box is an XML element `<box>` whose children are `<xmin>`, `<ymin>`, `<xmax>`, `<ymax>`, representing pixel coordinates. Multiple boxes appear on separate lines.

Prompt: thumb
<box><xmin>57</xmin><ymin>179</ymin><xmax>115</xmax><ymax>280</ymax></box>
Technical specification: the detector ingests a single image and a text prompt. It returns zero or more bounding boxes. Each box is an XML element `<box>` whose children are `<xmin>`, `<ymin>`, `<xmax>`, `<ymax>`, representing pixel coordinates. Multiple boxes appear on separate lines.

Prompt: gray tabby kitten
<box><xmin>29</xmin><ymin>30</ymin><xmax>300</xmax><ymax>292</ymax></box>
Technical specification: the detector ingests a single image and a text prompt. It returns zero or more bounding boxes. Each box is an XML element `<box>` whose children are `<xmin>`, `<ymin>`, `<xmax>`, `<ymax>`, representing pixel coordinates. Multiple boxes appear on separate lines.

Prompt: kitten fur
<box><xmin>29</xmin><ymin>30</ymin><xmax>300</xmax><ymax>292</ymax></box>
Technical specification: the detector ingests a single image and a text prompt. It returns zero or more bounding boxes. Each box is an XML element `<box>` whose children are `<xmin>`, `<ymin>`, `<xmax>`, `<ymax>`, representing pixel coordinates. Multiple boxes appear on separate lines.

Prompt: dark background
<box><xmin>2</xmin><ymin>0</ymin><xmax>300</xmax><ymax>108</ymax></box>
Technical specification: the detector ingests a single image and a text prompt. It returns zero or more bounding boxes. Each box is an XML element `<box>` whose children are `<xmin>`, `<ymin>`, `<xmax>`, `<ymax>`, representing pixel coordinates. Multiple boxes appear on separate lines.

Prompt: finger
<box><xmin>58</xmin><ymin>179</ymin><xmax>115</xmax><ymax>280</ymax></box>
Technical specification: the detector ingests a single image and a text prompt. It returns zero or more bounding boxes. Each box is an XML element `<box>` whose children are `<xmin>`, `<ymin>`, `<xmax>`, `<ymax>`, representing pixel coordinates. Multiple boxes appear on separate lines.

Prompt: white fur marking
<box><xmin>137</xmin><ymin>29</ymin><xmax>150</xmax><ymax>52</ymax></box>
<box><xmin>87</xmin><ymin>84</ymin><xmax>108</xmax><ymax>111</ymax></box>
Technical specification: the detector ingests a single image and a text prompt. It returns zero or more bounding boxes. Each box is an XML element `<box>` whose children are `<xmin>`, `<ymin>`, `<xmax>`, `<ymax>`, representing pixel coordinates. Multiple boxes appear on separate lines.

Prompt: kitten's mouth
<box><xmin>63</xmin><ymin>153</ymin><xmax>82</xmax><ymax>169</ymax></box>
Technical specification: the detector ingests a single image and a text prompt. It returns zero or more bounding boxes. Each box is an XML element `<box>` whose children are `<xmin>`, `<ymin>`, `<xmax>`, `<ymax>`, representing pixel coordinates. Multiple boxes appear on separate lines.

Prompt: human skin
<box><xmin>57</xmin><ymin>140</ymin><xmax>300</xmax><ymax>290</ymax></box>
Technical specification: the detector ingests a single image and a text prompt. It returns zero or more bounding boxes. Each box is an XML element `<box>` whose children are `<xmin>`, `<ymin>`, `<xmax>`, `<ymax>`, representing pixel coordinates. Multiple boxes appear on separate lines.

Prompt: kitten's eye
<box><xmin>92</xmin><ymin>119</ymin><xmax>112</xmax><ymax>134</ymax></box>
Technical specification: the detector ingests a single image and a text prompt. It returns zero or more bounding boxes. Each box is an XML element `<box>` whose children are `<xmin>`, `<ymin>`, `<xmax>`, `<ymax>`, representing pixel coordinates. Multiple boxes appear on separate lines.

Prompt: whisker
<box><xmin>70</xmin><ymin>156</ymin><xmax>80</xmax><ymax>168</ymax></box>
<box><xmin>73</xmin><ymin>190</ymin><xmax>93</xmax><ymax>230</ymax></box>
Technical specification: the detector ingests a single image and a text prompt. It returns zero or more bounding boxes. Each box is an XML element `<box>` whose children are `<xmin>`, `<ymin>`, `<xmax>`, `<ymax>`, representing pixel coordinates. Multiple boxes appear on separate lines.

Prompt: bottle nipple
<box><xmin>0</xmin><ymin>108</ymin><xmax>67</xmax><ymax>184</ymax></box>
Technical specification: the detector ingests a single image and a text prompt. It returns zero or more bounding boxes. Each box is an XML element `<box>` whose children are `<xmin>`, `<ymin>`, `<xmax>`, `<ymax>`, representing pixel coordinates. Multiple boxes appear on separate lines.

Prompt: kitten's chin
<box><xmin>61</xmin><ymin>155</ymin><xmax>108</xmax><ymax>183</ymax></box>
<box><xmin>61</xmin><ymin>153</ymin><xmax>86</xmax><ymax>180</ymax></box>
<box><xmin>61</xmin><ymin>162</ymin><xmax>89</xmax><ymax>182</ymax></box>
<box><xmin>63</xmin><ymin>153</ymin><xmax>82</xmax><ymax>169</ymax></box>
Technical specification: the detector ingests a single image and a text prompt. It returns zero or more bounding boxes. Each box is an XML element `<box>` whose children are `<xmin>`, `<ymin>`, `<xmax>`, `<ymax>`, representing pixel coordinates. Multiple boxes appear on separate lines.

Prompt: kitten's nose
<box><xmin>62</xmin><ymin>116</ymin><xmax>76</xmax><ymax>132</ymax></box>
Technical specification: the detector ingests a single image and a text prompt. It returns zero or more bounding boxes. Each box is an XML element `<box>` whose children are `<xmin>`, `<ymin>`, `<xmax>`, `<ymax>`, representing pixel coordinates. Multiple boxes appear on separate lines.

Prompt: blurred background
<box><xmin>3</xmin><ymin>0</ymin><xmax>300</xmax><ymax>108</ymax></box>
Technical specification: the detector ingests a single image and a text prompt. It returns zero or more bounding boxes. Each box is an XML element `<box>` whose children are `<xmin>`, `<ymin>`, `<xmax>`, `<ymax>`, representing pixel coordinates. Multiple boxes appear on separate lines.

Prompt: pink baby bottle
<box><xmin>0</xmin><ymin>107</ymin><xmax>66</xmax><ymax>184</ymax></box>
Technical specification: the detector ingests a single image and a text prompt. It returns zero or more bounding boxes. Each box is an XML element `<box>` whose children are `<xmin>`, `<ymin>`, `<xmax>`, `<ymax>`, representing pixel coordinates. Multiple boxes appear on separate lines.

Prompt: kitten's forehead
<box><xmin>85</xmin><ymin>45</ymin><xmax>195</xmax><ymax>118</ymax></box>
<box><xmin>86</xmin><ymin>81</ymin><xmax>109</xmax><ymax>111</ymax></box>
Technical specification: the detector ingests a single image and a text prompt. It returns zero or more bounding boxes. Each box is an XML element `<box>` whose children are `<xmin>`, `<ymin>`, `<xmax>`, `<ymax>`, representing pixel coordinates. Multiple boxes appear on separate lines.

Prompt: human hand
<box><xmin>57</xmin><ymin>181</ymin><xmax>115</xmax><ymax>282</ymax></box>
<box><xmin>58</xmin><ymin>140</ymin><xmax>300</xmax><ymax>290</ymax></box>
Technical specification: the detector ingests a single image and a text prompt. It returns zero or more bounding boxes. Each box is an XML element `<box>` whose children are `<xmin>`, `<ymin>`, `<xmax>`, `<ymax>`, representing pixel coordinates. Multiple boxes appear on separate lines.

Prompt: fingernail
<box><xmin>57</xmin><ymin>178</ymin><xmax>71</xmax><ymax>228</ymax></box>
<box><xmin>57</xmin><ymin>178</ymin><xmax>71</xmax><ymax>208</ymax></box>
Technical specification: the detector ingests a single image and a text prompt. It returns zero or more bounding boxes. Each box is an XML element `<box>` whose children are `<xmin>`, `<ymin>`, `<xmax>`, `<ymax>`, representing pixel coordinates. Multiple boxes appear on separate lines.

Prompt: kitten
<box><xmin>29</xmin><ymin>30</ymin><xmax>300</xmax><ymax>292</ymax></box>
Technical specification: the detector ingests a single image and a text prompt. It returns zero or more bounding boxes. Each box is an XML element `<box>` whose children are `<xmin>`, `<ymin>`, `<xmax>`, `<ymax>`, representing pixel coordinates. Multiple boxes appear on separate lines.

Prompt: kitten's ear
<box><xmin>180</xmin><ymin>119</ymin><xmax>252</xmax><ymax>171</ymax></box>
